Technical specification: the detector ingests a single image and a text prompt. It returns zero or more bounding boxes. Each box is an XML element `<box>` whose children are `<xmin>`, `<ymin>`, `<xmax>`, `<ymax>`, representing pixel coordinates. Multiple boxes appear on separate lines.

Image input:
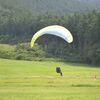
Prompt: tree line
<box><xmin>0</xmin><ymin>10</ymin><xmax>100</xmax><ymax>65</ymax></box>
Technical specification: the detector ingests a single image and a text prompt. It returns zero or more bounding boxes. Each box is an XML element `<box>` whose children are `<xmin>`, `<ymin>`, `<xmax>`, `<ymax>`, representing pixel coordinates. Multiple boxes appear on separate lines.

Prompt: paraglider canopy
<box><xmin>31</xmin><ymin>25</ymin><xmax>73</xmax><ymax>48</ymax></box>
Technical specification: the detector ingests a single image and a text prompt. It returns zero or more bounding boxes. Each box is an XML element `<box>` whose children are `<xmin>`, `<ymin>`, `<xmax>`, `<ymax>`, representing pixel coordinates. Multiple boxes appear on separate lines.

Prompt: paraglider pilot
<box><xmin>56</xmin><ymin>67</ymin><xmax>63</xmax><ymax>76</ymax></box>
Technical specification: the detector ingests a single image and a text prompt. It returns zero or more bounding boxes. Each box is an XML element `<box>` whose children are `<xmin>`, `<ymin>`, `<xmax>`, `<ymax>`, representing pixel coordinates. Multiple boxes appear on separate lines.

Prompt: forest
<box><xmin>0</xmin><ymin>0</ymin><xmax>100</xmax><ymax>65</ymax></box>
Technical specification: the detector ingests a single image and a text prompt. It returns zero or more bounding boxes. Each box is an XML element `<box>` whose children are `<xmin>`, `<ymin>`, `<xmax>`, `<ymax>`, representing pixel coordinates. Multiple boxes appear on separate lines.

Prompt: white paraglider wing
<box><xmin>31</xmin><ymin>25</ymin><xmax>73</xmax><ymax>47</ymax></box>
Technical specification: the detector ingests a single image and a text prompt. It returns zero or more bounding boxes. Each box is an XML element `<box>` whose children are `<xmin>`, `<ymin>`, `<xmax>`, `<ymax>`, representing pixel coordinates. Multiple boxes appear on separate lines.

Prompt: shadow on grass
<box><xmin>71</xmin><ymin>84</ymin><xmax>100</xmax><ymax>87</ymax></box>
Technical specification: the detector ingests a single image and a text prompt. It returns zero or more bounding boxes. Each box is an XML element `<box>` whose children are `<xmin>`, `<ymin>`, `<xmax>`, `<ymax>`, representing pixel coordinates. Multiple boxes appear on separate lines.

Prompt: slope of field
<box><xmin>0</xmin><ymin>59</ymin><xmax>100</xmax><ymax>100</ymax></box>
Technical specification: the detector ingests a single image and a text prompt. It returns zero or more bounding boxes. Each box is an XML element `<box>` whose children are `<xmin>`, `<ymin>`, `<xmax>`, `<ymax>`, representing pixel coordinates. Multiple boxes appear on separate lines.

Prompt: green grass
<box><xmin>0</xmin><ymin>44</ymin><xmax>15</xmax><ymax>52</ymax></box>
<box><xmin>0</xmin><ymin>59</ymin><xmax>100</xmax><ymax>100</ymax></box>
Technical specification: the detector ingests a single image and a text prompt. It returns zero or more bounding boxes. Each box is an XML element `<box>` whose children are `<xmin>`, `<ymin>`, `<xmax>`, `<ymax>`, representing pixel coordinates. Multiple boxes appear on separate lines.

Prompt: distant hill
<box><xmin>0</xmin><ymin>0</ymin><xmax>100</xmax><ymax>15</ymax></box>
<box><xmin>78</xmin><ymin>0</ymin><xmax>100</xmax><ymax>9</ymax></box>
<box><xmin>0</xmin><ymin>0</ymin><xmax>100</xmax><ymax>65</ymax></box>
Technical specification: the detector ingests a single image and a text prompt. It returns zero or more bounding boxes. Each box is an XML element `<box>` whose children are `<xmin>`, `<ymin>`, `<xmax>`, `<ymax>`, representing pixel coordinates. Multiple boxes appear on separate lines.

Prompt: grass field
<box><xmin>0</xmin><ymin>59</ymin><xmax>100</xmax><ymax>100</ymax></box>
